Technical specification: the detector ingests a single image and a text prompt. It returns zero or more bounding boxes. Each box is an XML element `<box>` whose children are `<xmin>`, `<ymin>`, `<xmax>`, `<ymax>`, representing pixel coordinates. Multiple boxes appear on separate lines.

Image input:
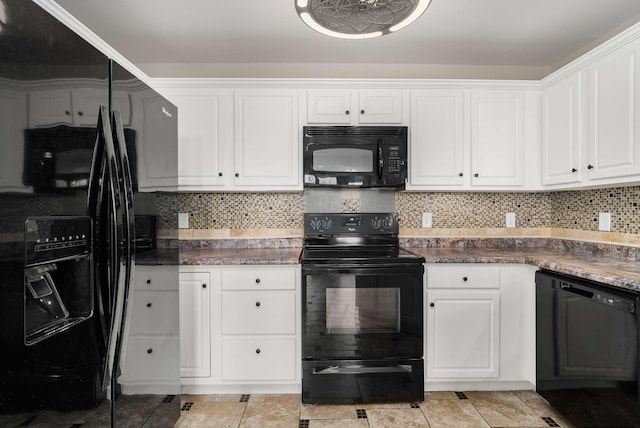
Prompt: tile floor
<box><xmin>175</xmin><ymin>390</ymin><xmax>577</xmax><ymax>428</ymax></box>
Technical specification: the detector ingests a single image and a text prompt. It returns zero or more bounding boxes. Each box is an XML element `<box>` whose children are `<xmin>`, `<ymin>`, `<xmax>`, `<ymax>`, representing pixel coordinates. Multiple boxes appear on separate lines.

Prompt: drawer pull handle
<box><xmin>462</xmin><ymin>276</ymin><xmax>468</xmax><ymax>282</ymax></box>
<box><xmin>430</xmin><ymin>302</ymin><xmax>435</xmax><ymax>307</ymax></box>
<box><xmin>255</xmin><ymin>278</ymin><xmax>261</xmax><ymax>284</ymax></box>
<box><xmin>255</xmin><ymin>348</ymin><xmax>261</xmax><ymax>354</ymax></box>
<box><xmin>147</xmin><ymin>348</ymin><xmax>153</xmax><ymax>354</ymax></box>
<box><xmin>146</xmin><ymin>279</ymin><xmax>151</xmax><ymax>284</ymax></box>
<box><xmin>255</xmin><ymin>301</ymin><xmax>261</xmax><ymax>307</ymax></box>
<box><xmin>202</xmin><ymin>283</ymin><xmax>207</xmax><ymax>289</ymax></box>
<box><xmin>146</xmin><ymin>302</ymin><xmax>152</xmax><ymax>308</ymax></box>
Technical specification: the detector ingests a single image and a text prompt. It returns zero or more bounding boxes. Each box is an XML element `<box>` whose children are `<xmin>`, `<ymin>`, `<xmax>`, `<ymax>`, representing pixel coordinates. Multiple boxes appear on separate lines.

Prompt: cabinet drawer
<box><xmin>221</xmin><ymin>292</ymin><xmax>295</xmax><ymax>335</ymax></box>
<box><xmin>427</xmin><ymin>265</ymin><xmax>500</xmax><ymax>289</ymax></box>
<box><xmin>134</xmin><ymin>267</ymin><xmax>179</xmax><ymax>291</ymax></box>
<box><xmin>221</xmin><ymin>268</ymin><xmax>296</xmax><ymax>290</ymax></box>
<box><xmin>221</xmin><ymin>338</ymin><xmax>296</xmax><ymax>381</ymax></box>
<box><xmin>122</xmin><ymin>338</ymin><xmax>180</xmax><ymax>382</ymax></box>
<box><xmin>128</xmin><ymin>291</ymin><xmax>179</xmax><ymax>335</ymax></box>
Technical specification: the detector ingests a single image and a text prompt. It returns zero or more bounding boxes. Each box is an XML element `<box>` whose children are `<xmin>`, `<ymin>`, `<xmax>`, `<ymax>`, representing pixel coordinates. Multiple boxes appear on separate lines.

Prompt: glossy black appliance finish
<box><xmin>0</xmin><ymin>1</ymin><xmax>179</xmax><ymax>426</ymax></box>
<box><xmin>303</xmin><ymin>126</ymin><xmax>407</xmax><ymax>189</ymax></box>
<box><xmin>536</xmin><ymin>270</ymin><xmax>640</xmax><ymax>427</ymax></box>
<box><xmin>301</xmin><ymin>213</ymin><xmax>425</xmax><ymax>404</ymax></box>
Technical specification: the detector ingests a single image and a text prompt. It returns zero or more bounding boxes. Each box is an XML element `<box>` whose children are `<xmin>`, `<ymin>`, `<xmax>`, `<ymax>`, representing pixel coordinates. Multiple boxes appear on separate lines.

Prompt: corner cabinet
<box><xmin>586</xmin><ymin>38</ymin><xmax>640</xmax><ymax>181</ymax></box>
<box><xmin>425</xmin><ymin>264</ymin><xmax>536</xmax><ymax>390</ymax></box>
<box><xmin>233</xmin><ymin>90</ymin><xmax>301</xmax><ymax>187</ymax></box>
<box><xmin>179</xmin><ymin>265</ymin><xmax>301</xmax><ymax>394</ymax></box>
<box><xmin>306</xmin><ymin>89</ymin><xmax>405</xmax><ymax>124</ymax></box>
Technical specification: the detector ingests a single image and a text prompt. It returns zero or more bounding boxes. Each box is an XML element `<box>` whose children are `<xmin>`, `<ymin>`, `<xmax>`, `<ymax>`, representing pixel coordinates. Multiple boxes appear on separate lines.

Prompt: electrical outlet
<box><xmin>178</xmin><ymin>212</ymin><xmax>190</xmax><ymax>229</ymax></box>
<box><xmin>506</xmin><ymin>212</ymin><xmax>516</xmax><ymax>228</ymax></box>
<box><xmin>421</xmin><ymin>212</ymin><xmax>432</xmax><ymax>228</ymax></box>
<box><xmin>598</xmin><ymin>212</ymin><xmax>611</xmax><ymax>231</ymax></box>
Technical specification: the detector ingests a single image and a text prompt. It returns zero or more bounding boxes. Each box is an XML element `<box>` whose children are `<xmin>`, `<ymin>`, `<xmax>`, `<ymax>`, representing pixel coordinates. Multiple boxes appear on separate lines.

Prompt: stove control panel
<box><xmin>304</xmin><ymin>213</ymin><xmax>397</xmax><ymax>235</ymax></box>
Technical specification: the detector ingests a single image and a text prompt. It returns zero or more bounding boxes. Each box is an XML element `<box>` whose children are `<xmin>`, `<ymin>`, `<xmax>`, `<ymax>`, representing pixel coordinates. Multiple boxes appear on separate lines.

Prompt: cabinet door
<box><xmin>358</xmin><ymin>90</ymin><xmax>403</xmax><ymax>124</ymax></box>
<box><xmin>234</xmin><ymin>90</ymin><xmax>300</xmax><ymax>187</ymax></box>
<box><xmin>542</xmin><ymin>74</ymin><xmax>583</xmax><ymax>185</ymax></box>
<box><xmin>71</xmin><ymin>88</ymin><xmax>108</xmax><ymax>126</ymax></box>
<box><xmin>179</xmin><ymin>272</ymin><xmax>211</xmax><ymax>378</ymax></box>
<box><xmin>587</xmin><ymin>40</ymin><xmax>640</xmax><ymax>180</ymax></box>
<box><xmin>470</xmin><ymin>92</ymin><xmax>524</xmax><ymax>186</ymax></box>
<box><xmin>426</xmin><ymin>290</ymin><xmax>500</xmax><ymax>378</ymax></box>
<box><xmin>137</xmin><ymin>91</ymin><xmax>179</xmax><ymax>190</ymax></box>
<box><xmin>410</xmin><ymin>90</ymin><xmax>464</xmax><ymax>186</ymax></box>
<box><xmin>28</xmin><ymin>89</ymin><xmax>74</xmax><ymax>126</ymax></box>
<box><xmin>162</xmin><ymin>87</ymin><xmax>226</xmax><ymax>187</ymax></box>
<box><xmin>307</xmin><ymin>90</ymin><xmax>352</xmax><ymax>124</ymax></box>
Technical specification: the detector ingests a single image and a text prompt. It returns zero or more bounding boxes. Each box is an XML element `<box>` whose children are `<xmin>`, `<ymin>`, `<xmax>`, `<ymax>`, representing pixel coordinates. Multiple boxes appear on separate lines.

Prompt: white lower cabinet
<box><xmin>425</xmin><ymin>264</ymin><xmax>536</xmax><ymax>390</ymax></box>
<box><xmin>119</xmin><ymin>266</ymin><xmax>180</xmax><ymax>394</ymax></box>
<box><xmin>179</xmin><ymin>265</ymin><xmax>301</xmax><ymax>394</ymax></box>
<box><xmin>179</xmin><ymin>271</ymin><xmax>211</xmax><ymax>378</ymax></box>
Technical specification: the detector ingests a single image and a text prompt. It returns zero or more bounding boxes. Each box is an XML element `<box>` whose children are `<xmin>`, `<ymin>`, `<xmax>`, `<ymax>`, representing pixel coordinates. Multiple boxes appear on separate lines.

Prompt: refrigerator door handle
<box><xmin>88</xmin><ymin>105</ymin><xmax>127</xmax><ymax>392</ymax></box>
<box><xmin>110</xmin><ymin>110</ymin><xmax>135</xmax><ymax>381</ymax></box>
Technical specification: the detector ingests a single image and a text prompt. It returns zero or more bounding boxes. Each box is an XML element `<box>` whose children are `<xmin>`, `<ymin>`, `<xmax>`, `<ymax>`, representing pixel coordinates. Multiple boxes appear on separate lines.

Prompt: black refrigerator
<box><xmin>0</xmin><ymin>1</ymin><xmax>180</xmax><ymax>426</ymax></box>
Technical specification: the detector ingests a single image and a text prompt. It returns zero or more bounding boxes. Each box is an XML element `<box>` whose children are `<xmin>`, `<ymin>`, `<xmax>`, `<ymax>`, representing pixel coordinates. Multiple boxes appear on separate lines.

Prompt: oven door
<box><xmin>302</xmin><ymin>263</ymin><xmax>423</xmax><ymax>361</ymax></box>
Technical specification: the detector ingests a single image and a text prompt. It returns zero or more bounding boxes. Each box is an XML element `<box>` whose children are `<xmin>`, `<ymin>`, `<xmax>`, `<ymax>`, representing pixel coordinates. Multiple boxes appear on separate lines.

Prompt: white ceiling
<box><xmin>55</xmin><ymin>0</ymin><xmax>640</xmax><ymax>78</ymax></box>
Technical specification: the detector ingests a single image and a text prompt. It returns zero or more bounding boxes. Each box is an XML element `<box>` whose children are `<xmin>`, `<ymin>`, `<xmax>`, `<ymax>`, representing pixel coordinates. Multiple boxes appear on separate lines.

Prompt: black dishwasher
<box><xmin>536</xmin><ymin>270</ymin><xmax>640</xmax><ymax>427</ymax></box>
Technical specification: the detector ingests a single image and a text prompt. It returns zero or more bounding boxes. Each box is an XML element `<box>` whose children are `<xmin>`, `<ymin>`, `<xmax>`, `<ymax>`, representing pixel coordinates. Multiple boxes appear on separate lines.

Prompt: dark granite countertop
<box><xmin>167</xmin><ymin>238</ymin><xmax>640</xmax><ymax>293</ymax></box>
<box><xmin>178</xmin><ymin>247</ymin><xmax>302</xmax><ymax>265</ymax></box>
<box><xmin>410</xmin><ymin>247</ymin><xmax>640</xmax><ymax>293</ymax></box>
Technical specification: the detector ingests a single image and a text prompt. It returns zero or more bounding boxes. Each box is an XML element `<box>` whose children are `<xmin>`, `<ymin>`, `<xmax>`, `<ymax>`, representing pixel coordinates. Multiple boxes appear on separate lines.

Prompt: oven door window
<box><xmin>303</xmin><ymin>268</ymin><xmax>423</xmax><ymax>360</ymax></box>
<box><xmin>312</xmin><ymin>148</ymin><xmax>373</xmax><ymax>173</ymax></box>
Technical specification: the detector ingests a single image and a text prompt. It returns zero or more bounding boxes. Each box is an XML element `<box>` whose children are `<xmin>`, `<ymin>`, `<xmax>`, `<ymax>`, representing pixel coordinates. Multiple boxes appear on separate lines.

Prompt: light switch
<box><xmin>506</xmin><ymin>212</ymin><xmax>516</xmax><ymax>228</ymax></box>
<box><xmin>598</xmin><ymin>212</ymin><xmax>611</xmax><ymax>231</ymax></box>
<box><xmin>178</xmin><ymin>212</ymin><xmax>190</xmax><ymax>229</ymax></box>
<box><xmin>421</xmin><ymin>212</ymin><xmax>432</xmax><ymax>228</ymax></box>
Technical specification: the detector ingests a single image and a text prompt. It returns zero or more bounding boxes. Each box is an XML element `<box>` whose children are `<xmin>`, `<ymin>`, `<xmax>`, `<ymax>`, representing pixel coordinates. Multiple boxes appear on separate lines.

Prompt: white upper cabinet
<box><xmin>586</xmin><ymin>39</ymin><xmax>640</xmax><ymax>181</ymax></box>
<box><xmin>470</xmin><ymin>91</ymin><xmax>525</xmax><ymax>187</ymax></box>
<box><xmin>307</xmin><ymin>89</ymin><xmax>404</xmax><ymax>124</ymax></box>
<box><xmin>233</xmin><ymin>89</ymin><xmax>301</xmax><ymax>188</ymax></box>
<box><xmin>159</xmin><ymin>86</ymin><xmax>226</xmax><ymax>188</ymax></box>
<box><xmin>541</xmin><ymin>73</ymin><xmax>583</xmax><ymax>185</ymax></box>
<box><xmin>409</xmin><ymin>90</ymin><xmax>465</xmax><ymax>186</ymax></box>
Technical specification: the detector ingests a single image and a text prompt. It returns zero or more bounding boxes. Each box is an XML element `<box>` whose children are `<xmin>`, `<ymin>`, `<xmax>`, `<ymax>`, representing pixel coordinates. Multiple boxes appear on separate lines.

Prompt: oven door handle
<box><xmin>312</xmin><ymin>364</ymin><xmax>413</xmax><ymax>375</ymax></box>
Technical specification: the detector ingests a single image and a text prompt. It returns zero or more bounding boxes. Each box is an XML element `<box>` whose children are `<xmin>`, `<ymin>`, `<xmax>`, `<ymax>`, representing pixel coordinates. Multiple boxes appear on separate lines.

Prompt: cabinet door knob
<box><xmin>255</xmin><ymin>301</ymin><xmax>261</xmax><ymax>307</ymax></box>
<box><xmin>459</xmin><ymin>172</ymin><xmax>464</xmax><ymax>177</ymax></box>
<box><xmin>65</xmin><ymin>110</ymin><xmax>70</xmax><ymax>116</ymax></box>
<box><xmin>571</xmin><ymin>168</ymin><xmax>577</xmax><ymax>173</ymax></box>
<box><xmin>218</xmin><ymin>172</ymin><xmax>223</xmax><ymax>177</ymax></box>
<box><xmin>255</xmin><ymin>278</ymin><xmax>261</xmax><ymax>284</ymax></box>
<box><xmin>429</xmin><ymin>302</ymin><xmax>435</xmax><ymax>307</ymax></box>
<box><xmin>462</xmin><ymin>276</ymin><xmax>468</xmax><ymax>282</ymax></box>
<box><xmin>235</xmin><ymin>173</ymin><xmax>239</xmax><ymax>177</ymax></box>
<box><xmin>146</xmin><ymin>302</ymin><xmax>152</xmax><ymax>308</ymax></box>
<box><xmin>78</xmin><ymin>111</ymin><xmax>83</xmax><ymax>117</ymax></box>
<box><xmin>474</xmin><ymin>173</ymin><xmax>479</xmax><ymax>178</ymax></box>
<box><xmin>345</xmin><ymin>110</ymin><xmax>350</xmax><ymax>115</ymax></box>
<box><xmin>146</xmin><ymin>279</ymin><xmax>151</xmax><ymax>284</ymax></box>
<box><xmin>587</xmin><ymin>164</ymin><xmax>594</xmax><ymax>170</ymax></box>
<box><xmin>147</xmin><ymin>348</ymin><xmax>153</xmax><ymax>354</ymax></box>
<box><xmin>202</xmin><ymin>283</ymin><xmax>207</xmax><ymax>289</ymax></box>
<box><xmin>360</xmin><ymin>109</ymin><xmax>365</xmax><ymax>115</ymax></box>
<box><xmin>255</xmin><ymin>348</ymin><xmax>261</xmax><ymax>354</ymax></box>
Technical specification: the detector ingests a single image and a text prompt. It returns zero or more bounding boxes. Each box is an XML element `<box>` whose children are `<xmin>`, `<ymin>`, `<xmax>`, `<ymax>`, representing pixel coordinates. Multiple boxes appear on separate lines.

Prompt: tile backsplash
<box><xmin>177</xmin><ymin>185</ymin><xmax>640</xmax><ymax>235</ymax></box>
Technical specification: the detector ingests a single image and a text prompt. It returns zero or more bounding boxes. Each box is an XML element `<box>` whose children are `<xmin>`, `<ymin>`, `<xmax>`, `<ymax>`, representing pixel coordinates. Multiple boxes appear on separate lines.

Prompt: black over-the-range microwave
<box><xmin>302</xmin><ymin>126</ymin><xmax>408</xmax><ymax>189</ymax></box>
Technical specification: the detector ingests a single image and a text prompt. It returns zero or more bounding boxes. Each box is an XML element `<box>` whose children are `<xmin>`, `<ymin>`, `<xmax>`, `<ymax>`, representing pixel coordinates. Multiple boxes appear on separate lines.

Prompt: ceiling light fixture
<box><xmin>295</xmin><ymin>0</ymin><xmax>432</xmax><ymax>39</ymax></box>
